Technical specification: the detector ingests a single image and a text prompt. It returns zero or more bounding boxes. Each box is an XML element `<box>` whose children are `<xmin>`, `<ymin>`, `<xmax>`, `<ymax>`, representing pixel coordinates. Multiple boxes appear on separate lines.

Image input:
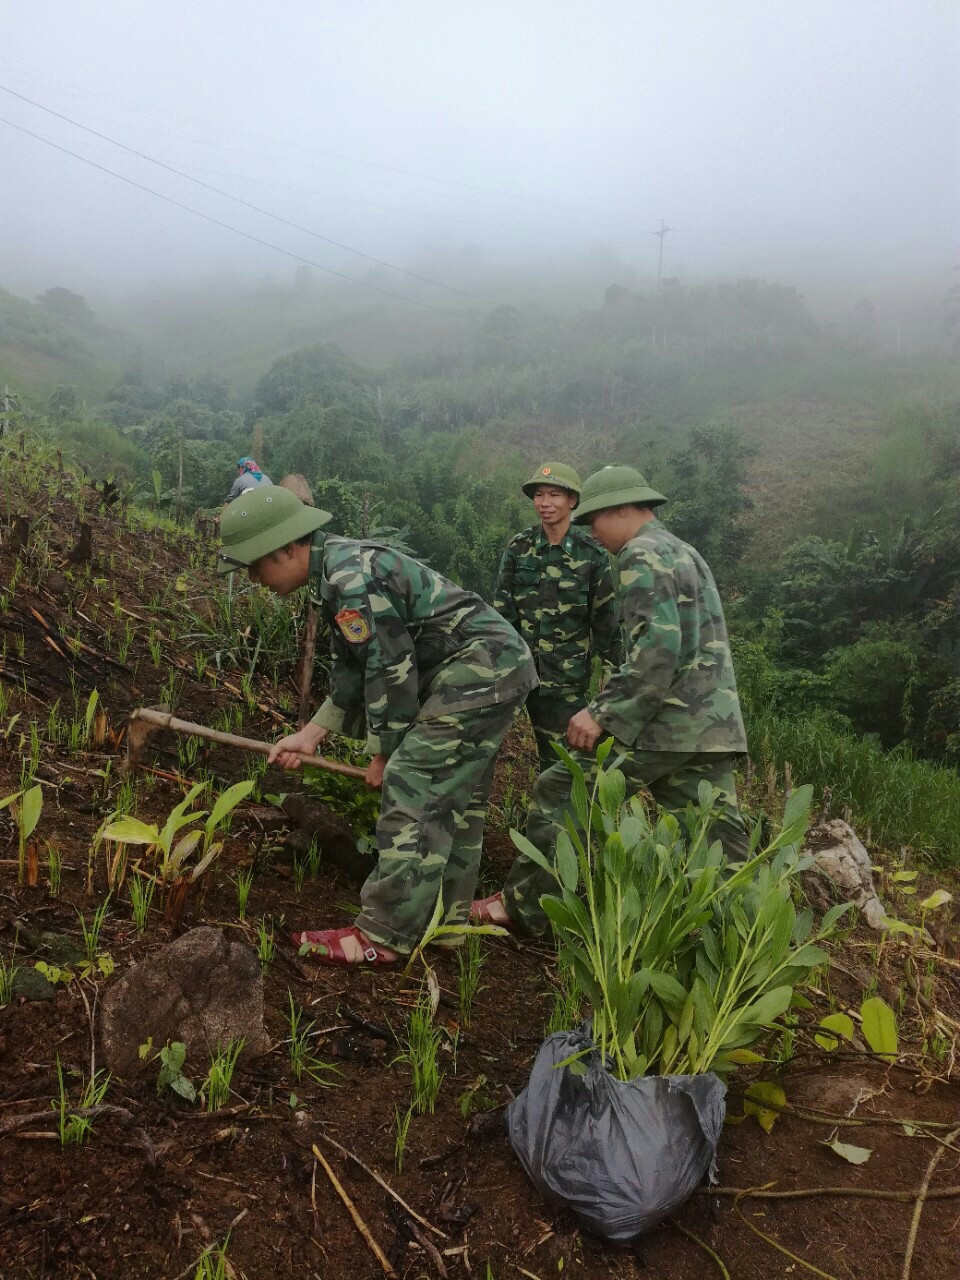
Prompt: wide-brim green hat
<box><xmin>217</xmin><ymin>486</ymin><xmax>332</xmax><ymax>575</ymax></box>
<box><xmin>521</xmin><ymin>460</ymin><xmax>582</xmax><ymax>498</ymax></box>
<box><xmin>572</xmin><ymin>465</ymin><xmax>667</xmax><ymax>523</ymax></box>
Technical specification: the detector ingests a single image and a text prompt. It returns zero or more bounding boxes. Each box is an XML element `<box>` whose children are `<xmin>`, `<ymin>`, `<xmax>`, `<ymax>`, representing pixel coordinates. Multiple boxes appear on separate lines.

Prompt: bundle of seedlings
<box><xmin>507</xmin><ymin>741</ymin><xmax>849</xmax><ymax>1241</ymax></box>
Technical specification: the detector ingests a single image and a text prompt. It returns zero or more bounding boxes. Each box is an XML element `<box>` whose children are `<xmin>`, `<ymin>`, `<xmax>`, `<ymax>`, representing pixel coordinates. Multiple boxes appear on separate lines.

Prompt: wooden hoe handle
<box><xmin>128</xmin><ymin>707</ymin><xmax>367</xmax><ymax>779</ymax></box>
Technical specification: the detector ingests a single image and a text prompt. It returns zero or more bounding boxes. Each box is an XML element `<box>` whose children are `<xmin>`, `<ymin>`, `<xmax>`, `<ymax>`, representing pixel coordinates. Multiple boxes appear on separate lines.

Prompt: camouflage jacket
<box><xmin>587</xmin><ymin>520</ymin><xmax>747</xmax><ymax>753</ymax></box>
<box><xmin>308</xmin><ymin>536</ymin><xmax>538</xmax><ymax>756</ymax></box>
<box><xmin>494</xmin><ymin>525</ymin><xmax>621</xmax><ymax>695</ymax></box>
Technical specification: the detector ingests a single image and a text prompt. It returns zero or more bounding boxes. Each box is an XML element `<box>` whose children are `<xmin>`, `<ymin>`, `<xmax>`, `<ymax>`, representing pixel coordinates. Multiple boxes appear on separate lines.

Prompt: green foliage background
<box><xmin>3</xmin><ymin>272</ymin><xmax>959</xmax><ymax>787</ymax></box>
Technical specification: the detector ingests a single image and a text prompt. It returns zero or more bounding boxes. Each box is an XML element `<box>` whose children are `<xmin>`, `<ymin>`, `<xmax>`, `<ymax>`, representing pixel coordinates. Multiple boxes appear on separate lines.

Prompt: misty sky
<box><xmin>1</xmin><ymin>0</ymin><xmax>957</xmax><ymax>300</ymax></box>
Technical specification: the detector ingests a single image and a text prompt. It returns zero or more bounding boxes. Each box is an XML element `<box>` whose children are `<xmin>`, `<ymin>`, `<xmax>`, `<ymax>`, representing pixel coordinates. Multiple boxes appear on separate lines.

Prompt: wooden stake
<box><xmin>297</xmin><ymin>604</ymin><xmax>319</xmax><ymax>728</ymax></box>
<box><xmin>311</xmin><ymin>1144</ymin><xmax>396</xmax><ymax>1277</ymax></box>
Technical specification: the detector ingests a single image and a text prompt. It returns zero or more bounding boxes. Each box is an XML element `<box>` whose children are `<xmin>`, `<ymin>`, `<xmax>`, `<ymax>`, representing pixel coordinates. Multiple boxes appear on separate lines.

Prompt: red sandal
<box><xmin>292</xmin><ymin>925</ymin><xmax>398</xmax><ymax>967</ymax></box>
<box><xmin>469</xmin><ymin>893</ymin><xmax>516</xmax><ymax>932</ymax></box>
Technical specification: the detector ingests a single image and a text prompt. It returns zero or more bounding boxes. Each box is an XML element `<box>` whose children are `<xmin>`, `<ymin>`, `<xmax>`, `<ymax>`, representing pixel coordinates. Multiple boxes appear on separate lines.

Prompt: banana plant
<box><xmin>3</xmin><ymin>785</ymin><xmax>43</xmax><ymax>886</ymax></box>
<box><xmin>103</xmin><ymin>782</ymin><xmax>208</xmax><ymax>882</ymax></box>
<box><xmin>102</xmin><ymin>779</ymin><xmax>254</xmax><ymax>884</ymax></box>
<box><xmin>515</xmin><ymin>740</ymin><xmax>850</xmax><ymax>1081</ymax></box>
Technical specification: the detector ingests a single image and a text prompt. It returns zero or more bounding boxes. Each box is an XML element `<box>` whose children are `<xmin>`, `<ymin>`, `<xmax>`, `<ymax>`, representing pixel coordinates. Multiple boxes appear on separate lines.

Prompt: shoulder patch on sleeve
<box><xmin>335</xmin><ymin>608</ymin><xmax>371</xmax><ymax>644</ymax></box>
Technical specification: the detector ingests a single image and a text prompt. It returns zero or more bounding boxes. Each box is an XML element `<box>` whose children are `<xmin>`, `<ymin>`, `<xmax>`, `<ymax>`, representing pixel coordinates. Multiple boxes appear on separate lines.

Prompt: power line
<box><xmin>11</xmin><ymin>129</ymin><xmax>560</xmax><ymax>244</ymax></box>
<box><xmin>0</xmin><ymin>114</ymin><xmax>461</xmax><ymax>314</ymax></box>
<box><xmin>0</xmin><ymin>63</ymin><xmax>640</xmax><ymax>232</ymax></box>
<box><xmin>0</xmin><ymin>82</ymin><xmax>492</xmax><ymax>302</ymax></box>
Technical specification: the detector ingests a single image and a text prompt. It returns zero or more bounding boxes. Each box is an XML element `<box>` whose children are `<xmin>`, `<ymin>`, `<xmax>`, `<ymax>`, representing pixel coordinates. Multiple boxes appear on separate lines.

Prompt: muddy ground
<box><xmin>1</xmin><ymin>454</ymin><xmax>959</xmax><ymax>1279</ymax></box>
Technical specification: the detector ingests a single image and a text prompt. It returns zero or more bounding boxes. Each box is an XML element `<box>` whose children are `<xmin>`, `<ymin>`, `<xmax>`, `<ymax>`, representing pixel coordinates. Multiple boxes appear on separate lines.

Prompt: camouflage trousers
<box><xmin>503</xmin><ymin>747</ymin><xmax>749</xmax><ymax>935</ymax></box>
<box><xmin>526</xmin><ymin>687</ymin><xmax>585</xmax><ymax>773</ymax></box>
<box><xmin>356</xmin><ymin>696</ymin><xmax>525</xmax><ymax>954</ymax></box>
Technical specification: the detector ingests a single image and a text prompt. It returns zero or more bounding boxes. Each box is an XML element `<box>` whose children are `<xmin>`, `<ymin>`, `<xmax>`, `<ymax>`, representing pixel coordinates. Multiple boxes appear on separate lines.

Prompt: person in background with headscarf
<box><xmin>226</xmin><ymin>457</ymin><xmax>273</xmax><ymax>503</ymax></box>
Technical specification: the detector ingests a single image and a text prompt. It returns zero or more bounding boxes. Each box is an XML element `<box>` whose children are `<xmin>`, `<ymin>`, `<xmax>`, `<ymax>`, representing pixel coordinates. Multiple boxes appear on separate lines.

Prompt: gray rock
<box><xmin>806</xmin><ymin>818</ymin><xmax>887</xmax><ymax>930</ymax></box>
<box><xmin>100</xmin><ymin>926</ymin><xmax>270</xmax><ymax>1076</ymax></box>
<box><xmin>12</xmin><ymin>966</ymin><xmax>56</xmax><ymax>1001</ymax></box>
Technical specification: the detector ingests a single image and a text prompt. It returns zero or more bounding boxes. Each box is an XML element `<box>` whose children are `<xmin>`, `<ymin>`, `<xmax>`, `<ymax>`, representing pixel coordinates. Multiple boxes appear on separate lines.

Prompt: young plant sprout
<box><xmin>128</xmin><ymin>873</ymin><xmax>156</xmax><ymax>934</ymax></box>
<box><xmin>78</xmin><ymin>895</ymin><xmax>111</xmax><ymax>966</ymax></box>
<box><xmin>545</xmin><ymin>964</ymin><xmax>584</xmax><ymax>1037</ymax></box>
<box><xmin>147</xmin><ymin>1040</ymin><xmax>197</xmax><ymax>1102</ymax></box>
<box><xmin>203</xmin><ymin>1038</ymin><xmax>244</xmax><ymax>1112</ymax></box>
<box><xmin>456</xmin><ymin>935</ymin><xmax>485</xmax><ymax>1028</ymax></box>
<box><xmin>53</xmin><ymin>1056</ymin><xmax>111</xmax><ymax>1147</ymax></box>
<box><xmin>103</xmin><ymin>778</ymin><xmax>254</xmax><ymax>889</ymax></box>
<box><xmin>400</xmin><ymin>986</ymin><xmax>444</xmax><ymax>1115</ymax></box>
<box><xmin>0</xmin><ymin>939</ymin><xmax>20</xmax><ymax>1006</ymax></box>
<box><xmin>305</xmin><ymin>839</ymin><xmax>322</xmax><ymax>880</ymax></box>
<box><xmin>193</xmin><ymin>1240</ymin><xmax>232</xmax><ymax>1280</ymax></box>
<box><xmin>394</xmin><ymin>1103</ymin><xmax>413</xmax><ymax>1173</ymax></box>
<box><xmin>232</xmin><ymin>866</ymin><xmax>254</xmax><ymax>921</ymax></box>
<box><xmin>256</xmin><ymin>917</ymin><xmax>275</xmax><ymax>973</ymax></box>
<box><xmin>286</xmin><ymin>990</ymin><xmax>337</xmax><ymax>1085</ymax></box>
<box><xmin>6</xmin><ymin>784</ymin><xmax>42</xmax><ymax>886</ymax></box>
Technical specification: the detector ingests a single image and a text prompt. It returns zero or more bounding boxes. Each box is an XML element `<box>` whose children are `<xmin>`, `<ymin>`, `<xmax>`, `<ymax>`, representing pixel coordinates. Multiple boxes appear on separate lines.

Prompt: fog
<box><xmin>1</xmin><ymin>0</ymin><xmax>957</xmax><ymax>307</ymax></box>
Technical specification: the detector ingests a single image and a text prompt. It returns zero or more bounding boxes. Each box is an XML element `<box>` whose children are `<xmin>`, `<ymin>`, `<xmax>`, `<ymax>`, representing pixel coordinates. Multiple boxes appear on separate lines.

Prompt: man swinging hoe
<box><xmin>216</xmin><ymin>487</ymin><xmax>537</xmax><ymax>967</ymax></box>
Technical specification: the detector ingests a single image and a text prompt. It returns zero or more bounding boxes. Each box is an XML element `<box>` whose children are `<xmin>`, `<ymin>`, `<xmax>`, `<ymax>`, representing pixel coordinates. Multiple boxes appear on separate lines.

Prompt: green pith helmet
<box><xmin>217</xmin><ymin>486</ymin><xmax>332</xmax><ymax>575</ymax></box>
<box><xmin>521</xmin><ymin>461</ymin><xmax>582</xmax><ymax>498</ymax></box>
<box><xmin>572</xmin><ymin>465</ymin><xmax>667</xmax><ymax>523</ymax></box>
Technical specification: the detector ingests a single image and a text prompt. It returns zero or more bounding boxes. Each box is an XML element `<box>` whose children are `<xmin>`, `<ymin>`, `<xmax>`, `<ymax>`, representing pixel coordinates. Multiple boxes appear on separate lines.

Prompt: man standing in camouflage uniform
<box><xmin>217</xmin><ymin>487</ymin><xmax>537</xmax><ymax>964</ymax></box>
<box><xmin>495</xmin><ymin>462</ymin><xmax>620</xmax><ymax>771</ymax></box>
<box><xmin>474</xmin><ymin>464</ymin><xmax>749</xmax><ymax>936</ymax></box>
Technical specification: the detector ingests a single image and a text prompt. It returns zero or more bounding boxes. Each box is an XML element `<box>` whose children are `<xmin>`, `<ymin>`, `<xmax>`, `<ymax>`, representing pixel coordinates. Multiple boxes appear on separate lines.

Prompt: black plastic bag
<box><xmin>506</xmin><ymin>1027</ymin><xmax>726</xmax><ymax>1241</ymax></box>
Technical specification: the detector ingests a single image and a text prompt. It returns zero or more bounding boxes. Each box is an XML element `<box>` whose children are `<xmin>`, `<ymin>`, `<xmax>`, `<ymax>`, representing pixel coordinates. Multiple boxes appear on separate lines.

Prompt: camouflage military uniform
<box><xmin>503</xmin><ymin>518</ymin><xmax>749</xmax><ymax>933</ymax></box>
<box><xmin>308</xmin><ymin>535</ymin><xmax>537</xmax><ymax>953</ymax></box>
<box><xmin>495</xmin><ymin>525</ymin><xmax>621</xmax><ymax>769</ymax></box>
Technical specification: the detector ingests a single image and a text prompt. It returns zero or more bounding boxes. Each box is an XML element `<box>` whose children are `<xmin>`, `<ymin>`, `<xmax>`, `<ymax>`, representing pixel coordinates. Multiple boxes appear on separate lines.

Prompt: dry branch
<box><xmin>319</xmin><ymin>1131</ymin><xmax>446</xmax><ymax>1239</ymax></box>
<box><xmin>901</xmin><ymin>1125</ymin><xmax>960</xmax><ymax>1280</ymax></box>
<box><xmin>311</xmin><ymin>1144</ymin><xmax>396</xmax><ymax>1277</ymax></box>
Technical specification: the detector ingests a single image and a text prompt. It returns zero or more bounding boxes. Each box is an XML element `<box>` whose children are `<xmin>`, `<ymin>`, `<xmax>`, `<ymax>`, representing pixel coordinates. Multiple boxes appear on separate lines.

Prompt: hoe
<box><xmin>124</xmin><ymin>707</ymin><xmax>366</xmax><ymax>780</ymax></box>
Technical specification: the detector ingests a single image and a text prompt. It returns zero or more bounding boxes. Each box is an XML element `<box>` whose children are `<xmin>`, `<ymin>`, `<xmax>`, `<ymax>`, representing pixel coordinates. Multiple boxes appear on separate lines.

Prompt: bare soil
<box><xmin>1</xmin><ymin>459</ymin><xmax>959</xmax><ymax>1280</ymax></box>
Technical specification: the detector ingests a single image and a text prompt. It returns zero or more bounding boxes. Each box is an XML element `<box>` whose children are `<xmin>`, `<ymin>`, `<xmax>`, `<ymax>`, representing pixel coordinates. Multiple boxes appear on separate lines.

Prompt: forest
<box><xmin>4</xmin><ymin>272</ymin><xmax>959</xmax><ymax>783</ymax></box>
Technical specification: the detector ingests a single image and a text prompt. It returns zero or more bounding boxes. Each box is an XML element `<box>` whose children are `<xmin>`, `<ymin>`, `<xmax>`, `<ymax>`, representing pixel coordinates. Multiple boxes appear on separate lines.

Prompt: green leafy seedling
<box><xmin>815</xmin><ymin>1011</ymin><xmax>855</xmax><ymax>1051</ymax></box>
<box><xmin>860</xmin><ymin>996</ymin><xmax>898</xmax><ymax>1062</ymax></box>
<box><xmin>154</xmin><ymin>1041</ymin><xmax>197</xmax><ymax>1102</ymax></box>
<box><xmin>11</xmin><ymin>785</ymin><xmax>42</xmax><ymax>886</ymax></box>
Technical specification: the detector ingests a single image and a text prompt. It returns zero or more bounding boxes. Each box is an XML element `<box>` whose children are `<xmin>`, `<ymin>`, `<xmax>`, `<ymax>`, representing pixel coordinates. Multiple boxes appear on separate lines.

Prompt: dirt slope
<box><xmin>1</xmin><ymin>440</ymin><xmax>959</xmax><ymax>1280</ymax></box>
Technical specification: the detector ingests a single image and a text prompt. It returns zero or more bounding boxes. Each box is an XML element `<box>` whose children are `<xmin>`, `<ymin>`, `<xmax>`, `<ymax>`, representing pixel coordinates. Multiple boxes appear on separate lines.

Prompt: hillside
<box><xmin>1</xmin><ymin>287</ymin><xmax>135</xmax><ymax>400</ymax></box>
<box><xmin>1</xmin><ymin>435</ymin><xmax>960</xmax><ymax>1279</ymax></box>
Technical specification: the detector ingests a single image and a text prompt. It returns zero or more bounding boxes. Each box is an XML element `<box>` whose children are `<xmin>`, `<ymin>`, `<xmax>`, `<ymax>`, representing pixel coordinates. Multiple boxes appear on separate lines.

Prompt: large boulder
<box><xmin>100</xmin><ymin>926</ymin><xmax>269</xmax><ymax>1076</ymax></box>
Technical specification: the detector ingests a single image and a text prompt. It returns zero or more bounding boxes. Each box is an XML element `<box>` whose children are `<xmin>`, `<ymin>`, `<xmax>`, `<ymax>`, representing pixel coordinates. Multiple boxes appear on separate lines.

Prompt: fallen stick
<box><xmin>0</xmin><ymin>1103</ymin><xmax>134</xmax><ymax>1139</ymax></box>
<box><xmin>29</xmin><ymin>607</ymin><xmax>131</xmax><ymax>677</ymax></box>
<box><xmin>669</xmin><ymin>1221</ymin><xmax>730</xmax><ymax>1280</ymax></box>
<box><xmin>340</xmin><ymin>1006</ymin><xmax>394</xmax><ymax>1042</ymax></box>
<box><xmin>311</xmin><ymin>1143</ymin><xmax>396</xmax><ymax>1277</ymax></box>
<box><xmin>727</xmin><ymin>1094</ymin><xmax>960</xmax><ymax>1131</ymax></box>
<box><xmin>705</xmin><ymin>1184</ymin><xmax>960</xmax><ymax>1202</ymax></box>
<box><xmin>732</xmin><ymin>1186</ymin><xmax>839</xmax><ymax>1280</ymax></box>
<box><xmin>901</xmin><ymin>1125</ymin><xmax>960</xmax><ymax>1280</ymax></box>
<box><xmin>402</xmin><ymin>1214</ymin><xmax>448</xmax><ymax>1278</ymax></box>
<box><xmin>320</xmin><ymin>1132</ymin><xmax>447</xmax><ymax>1239</ymax></box>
